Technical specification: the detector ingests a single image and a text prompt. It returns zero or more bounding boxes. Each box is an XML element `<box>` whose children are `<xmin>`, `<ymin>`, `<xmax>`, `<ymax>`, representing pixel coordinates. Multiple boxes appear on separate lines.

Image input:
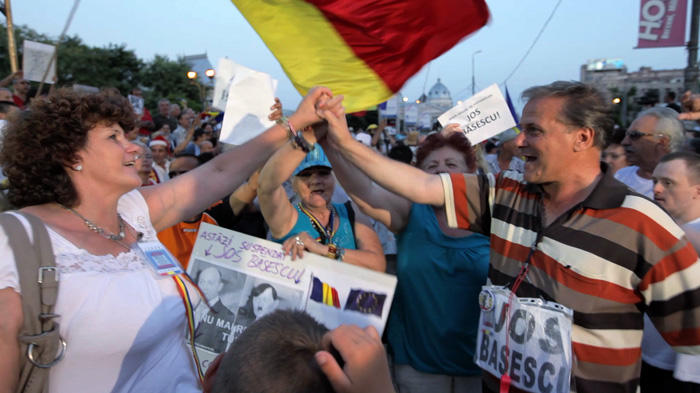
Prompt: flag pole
<box><xmin>5</xmin><ymin>0</ymin><xmax>18</xmax><ymax>73</ymax></box>
<box><xmin>36</xmin><ymin>0</ymin><xmax>80</xmax><ymax>96</ymax></box>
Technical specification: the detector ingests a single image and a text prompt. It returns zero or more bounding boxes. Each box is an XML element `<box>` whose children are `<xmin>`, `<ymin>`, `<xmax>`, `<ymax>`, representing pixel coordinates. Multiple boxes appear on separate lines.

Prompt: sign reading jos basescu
<box><xmin>438</xmin><ymin>84</ymin><xmax>517</xmax><ymax>146</ymax></box>
<box><xmin>637</xmin><ymin>0</ymin><xmax>687</xmax><ymax>48</ymax></box>
<box><xmin>185</xmin><ymin>223</ymin><xmax>397</xmax><ymax>373</ymax></box>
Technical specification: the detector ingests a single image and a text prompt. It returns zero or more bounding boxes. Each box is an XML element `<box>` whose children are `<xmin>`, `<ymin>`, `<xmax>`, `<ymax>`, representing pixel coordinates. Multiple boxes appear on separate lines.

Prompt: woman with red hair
<box><xmin>320</xmin><ymin>114</ymin><xmax>489</xmax><ymax>393</ymax></box>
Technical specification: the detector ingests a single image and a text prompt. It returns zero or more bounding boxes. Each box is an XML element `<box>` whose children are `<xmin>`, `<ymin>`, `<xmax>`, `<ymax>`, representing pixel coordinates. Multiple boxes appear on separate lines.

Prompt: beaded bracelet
<box><xmin>288</xmin><ymin>120</ymin><xmax>314</xmax><ymax>153</ymax></box>
<box><xmin>326</xmin><ymin>243</ymin><xmax>338</xmax><ymax>259</ymax></box>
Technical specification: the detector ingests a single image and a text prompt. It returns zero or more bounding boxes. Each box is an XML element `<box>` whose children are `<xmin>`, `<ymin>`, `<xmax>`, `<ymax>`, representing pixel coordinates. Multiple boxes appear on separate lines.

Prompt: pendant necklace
<box><xmin>63</xmin><ymin>206</ymin><xmax>130</xmax><ymax>249</ymax></box>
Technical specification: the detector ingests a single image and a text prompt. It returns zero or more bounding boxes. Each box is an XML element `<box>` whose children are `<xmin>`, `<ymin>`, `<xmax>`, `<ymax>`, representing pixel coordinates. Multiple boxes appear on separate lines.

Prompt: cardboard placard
<box><xmin>186</xmin><ymin>223</ymin><xmax>397</xmax><ymax>372</ymax></box>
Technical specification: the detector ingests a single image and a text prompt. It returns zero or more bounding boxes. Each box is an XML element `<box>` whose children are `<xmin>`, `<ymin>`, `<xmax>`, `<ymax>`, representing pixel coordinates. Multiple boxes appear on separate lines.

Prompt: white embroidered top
<box><xmin>0</xmin><ymin>190</ymin><xmax>201</xmax><ymax>393</ymax></box>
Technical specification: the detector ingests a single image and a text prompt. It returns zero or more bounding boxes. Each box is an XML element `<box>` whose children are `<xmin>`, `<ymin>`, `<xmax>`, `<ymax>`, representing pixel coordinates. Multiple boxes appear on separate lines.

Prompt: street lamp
<box><xmin>471</xmin><ymin>50</ymin><xmax>482</xmax><ymax>96</ymax></box>
<box><xmin>187</xmin><ymin>70</ymin><xmax>206</xmax><ymax>109</ymax></box>
<box><xmin>205</xmin><ymin>68</ymin><xmax>215</xmax><ymax>80</ymax></box>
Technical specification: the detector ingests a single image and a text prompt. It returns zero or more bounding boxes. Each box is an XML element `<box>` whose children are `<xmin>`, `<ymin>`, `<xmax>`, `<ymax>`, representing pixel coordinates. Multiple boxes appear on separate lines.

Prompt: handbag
<box><xmin>0</xmin><ymin>212</ymin><xmax>65</xmax><ymax>393</ymax></box>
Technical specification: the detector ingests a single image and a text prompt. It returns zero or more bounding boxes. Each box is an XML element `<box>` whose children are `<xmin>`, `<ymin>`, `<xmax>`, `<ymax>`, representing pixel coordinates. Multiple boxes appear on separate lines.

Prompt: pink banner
<box><xmin>637</xmin><ymin>0</ymin><xmax>687</xmax><ymax>48</ymax></box>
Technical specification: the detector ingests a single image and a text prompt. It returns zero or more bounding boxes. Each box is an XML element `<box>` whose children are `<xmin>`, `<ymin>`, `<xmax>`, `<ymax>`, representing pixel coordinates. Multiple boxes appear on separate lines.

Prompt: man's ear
<box><xmin>656</xmin><ymin>134</ymin><xmax>671</xmax><ymax>152</ymax></box>
<box><xmin>693</xmin><ymin>184</ymin><xmax>700</xmax><ymax>200</ymax></box>
<box><xmin>573</xmin><ymin>127</ymin><xmax>596</xmax><ymax>152</ymax></box>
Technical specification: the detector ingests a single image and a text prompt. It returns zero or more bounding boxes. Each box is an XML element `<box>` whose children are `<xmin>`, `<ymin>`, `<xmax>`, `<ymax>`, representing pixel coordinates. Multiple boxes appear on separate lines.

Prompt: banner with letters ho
<box><xmin>186</xmin><ymin>223</ymin><xmax>397</xmax><ymax>372</ymax></box>
<box><xmin>637</xmin><ymin>0</ymin><xmax>687</xmax><ymax>48</ymax></box>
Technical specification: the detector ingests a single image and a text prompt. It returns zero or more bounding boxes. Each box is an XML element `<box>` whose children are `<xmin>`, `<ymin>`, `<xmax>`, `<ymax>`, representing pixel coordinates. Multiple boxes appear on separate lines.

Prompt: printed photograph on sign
<box><xmin>232</xmin><ymin>277</ymin><xmax>304</xmax><ymax>340</ymax></box>
<box><xmin>128</xmin><ymin>94</ymin><xmax>144</xmax><ymax>116</ymax></box>
<box><xmin>189</xmin><ymin>259</ymin><xmax>247</xmax><ymax>354</ymax></box>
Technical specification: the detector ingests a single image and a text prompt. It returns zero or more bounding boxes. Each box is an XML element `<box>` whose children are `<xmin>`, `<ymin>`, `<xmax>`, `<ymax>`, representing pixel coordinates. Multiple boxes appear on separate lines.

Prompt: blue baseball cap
<box><xmin>293</xmin><ymin>144</ymin><xmax>332</xmax><ymax>176</ymax></box>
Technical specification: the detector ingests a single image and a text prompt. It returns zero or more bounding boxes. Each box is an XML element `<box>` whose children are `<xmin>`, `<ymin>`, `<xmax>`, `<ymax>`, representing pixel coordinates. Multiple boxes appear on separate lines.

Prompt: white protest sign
<box><xmin>475</xmin><ymin>286</ymin><xmax>573</xmax><ymax>393</ymax></box>
<box><xmin>212</xmin><ymin>58</ymin><xmax>237</xmax><ymax>111</ymax></box>
<box><xmin>438</xmin><ymin>84</ymin><xmax>516</xmax><ymax>145</ymax></box>
<box><xmin>419</xmin><ymin>112</ymin><xmax>433</xmax><ymax>129</ymax></box>
<box><xmin>128</xmin><ymin>95</ymin><xmax>144</xmax><ymax>116</ymax></box>
<box><xmin>187</xmin><ymin>223</ymin><xmax>397</xmax><ymax>372</ymax></box>
<box><xmin>218</xmin><ymin>61</ymin><xmax>278</xmax><ymax>145</ymax></box>
<box><xmin>23</xmin><ymin>40</ymin><xmax>57</xmax><ymax>84</ymax></box>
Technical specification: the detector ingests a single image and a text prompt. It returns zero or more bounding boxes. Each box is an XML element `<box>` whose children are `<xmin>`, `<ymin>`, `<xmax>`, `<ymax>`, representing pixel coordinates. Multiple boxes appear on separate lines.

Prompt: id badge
<box><xmin>475</xmin><ymin>285</ymin><xmax>574</xmax><ymax>393</ymax></box>
<box><xmin>136</xmin><ymin>241</ymin><xmax>184</xmax><ymax>276</ymax></box>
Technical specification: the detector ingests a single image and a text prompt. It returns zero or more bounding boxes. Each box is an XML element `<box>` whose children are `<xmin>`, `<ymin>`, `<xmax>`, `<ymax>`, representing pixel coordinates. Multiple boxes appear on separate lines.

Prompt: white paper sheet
<box><xmin>438</xmin><ymin>84</ymin><xmax>517</xmax><ymax>145</ymax></box>
<box><xmin>23</xmin><ymin>40</ymin><xmax>57</xmax><ymax>84</ymax></box>
<box><xmin>218</xmin><ymin>61</ymin><xmax>278</xmax><ymax>145</ymax></box>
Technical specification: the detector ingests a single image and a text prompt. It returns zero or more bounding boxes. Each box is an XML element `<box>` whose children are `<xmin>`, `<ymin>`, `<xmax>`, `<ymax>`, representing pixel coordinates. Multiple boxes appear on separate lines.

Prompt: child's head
<box><xmin>210</xmin><ymin>309</ymin><xmax>337</xmax><ymax>393</ymax></box>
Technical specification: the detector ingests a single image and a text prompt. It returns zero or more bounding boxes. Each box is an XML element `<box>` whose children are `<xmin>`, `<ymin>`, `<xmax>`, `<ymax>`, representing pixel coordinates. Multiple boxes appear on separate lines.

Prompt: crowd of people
<box><xmin>0</xmin><ymin>71</ymin><xmax>700</xmax><ymax>393</ymax></box>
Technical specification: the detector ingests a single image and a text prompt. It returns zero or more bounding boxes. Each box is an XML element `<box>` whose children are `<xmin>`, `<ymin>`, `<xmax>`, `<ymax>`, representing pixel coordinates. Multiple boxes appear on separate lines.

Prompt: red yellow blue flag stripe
<box><xmin>310</xmin><ymin>276</ymin><xmax>341</xmax><ymax>308</ymax></box>
<box><xmin>173</xmin><ymin>275</ymin><xmax>205</xmax><ymax>384</ymax></box>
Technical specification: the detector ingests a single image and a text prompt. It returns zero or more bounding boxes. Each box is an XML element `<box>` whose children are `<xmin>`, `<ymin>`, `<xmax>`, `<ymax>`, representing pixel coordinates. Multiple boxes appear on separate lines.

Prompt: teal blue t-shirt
<box><xmin>388</xmin><ymin>203</ymin><xmax>489</xmax><ymax>375</ymax></box>
<box><xmin>272</xmin><ymin>203</ymin><xmax>357</xmax><ymax>251</ymax></box>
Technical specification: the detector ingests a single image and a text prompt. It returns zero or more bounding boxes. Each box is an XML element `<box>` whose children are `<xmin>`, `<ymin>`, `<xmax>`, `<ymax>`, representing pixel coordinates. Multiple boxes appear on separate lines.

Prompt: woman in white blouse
<box><xmin>0</xmin><ymin>87</ymin><xmax>336</xmax><ymax>393</ymax></box>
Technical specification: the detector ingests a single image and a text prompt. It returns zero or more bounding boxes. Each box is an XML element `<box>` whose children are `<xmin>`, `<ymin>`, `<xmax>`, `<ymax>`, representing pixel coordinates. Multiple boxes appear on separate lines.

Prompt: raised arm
<box><xmin>321</xmin><ymin>138</ymin><xmax>411</xmax><ymax>233</ymax></box>
<box><xmin>228</xmin><ymin>170</ymin><xmax>260</xmax><ymax>216</ymax></box>
<box><xmin>318</xmin><ymin>101</ymin><xmax>445</xmax><ymax>207</ymax></box>
<box><xmin>172</xmin><ymin>115</ymin><xmax>200</xmax><ymax>155</ymax></box>
<box><xmin>142</xmin><ymin>87</ymin><xmax>333</xmax><ymax>231</ymax></box>
<box><xmin>257</xmin><ymin>136</ymin><xmax>311</xmax><ymax>239</ymax></box>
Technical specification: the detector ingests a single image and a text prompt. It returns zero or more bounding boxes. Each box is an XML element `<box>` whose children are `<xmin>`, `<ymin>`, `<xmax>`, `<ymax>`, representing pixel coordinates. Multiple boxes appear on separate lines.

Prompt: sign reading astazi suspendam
<box><xmin>637</xmin><ymin>0</ymin><xmax>688</xmax><ymax>48</ymax></box>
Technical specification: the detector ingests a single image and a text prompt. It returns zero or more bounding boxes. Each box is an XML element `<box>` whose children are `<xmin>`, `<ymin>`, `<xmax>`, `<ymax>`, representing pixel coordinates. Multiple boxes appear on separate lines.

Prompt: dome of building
<box><xmin>426</xmin><ymin>78</ymin><xmax>452</xmax><ymax>109</ymax></box>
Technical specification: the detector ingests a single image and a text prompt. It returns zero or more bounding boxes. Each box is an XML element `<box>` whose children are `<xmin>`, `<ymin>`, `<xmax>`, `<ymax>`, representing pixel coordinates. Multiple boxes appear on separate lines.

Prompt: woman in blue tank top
<box><xmin>257</xmin><ymin>130</ymin><xmax>385</xmax><ymax>272</ymax></box>
<box><xmin>321</xmin><ymin>124</ymin><xmax>490</xmax><ymax>393</ymax></box>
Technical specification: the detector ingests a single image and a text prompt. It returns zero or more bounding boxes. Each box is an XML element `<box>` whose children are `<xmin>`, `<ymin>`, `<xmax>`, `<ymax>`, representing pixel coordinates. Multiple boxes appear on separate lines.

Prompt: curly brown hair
<box><xmin>415</xmin><ymin>132</ymin><xmax>477</xmax><ymax>172</ymax></box>
<box><xmin>0</xmin><ymin>88</ymin><xmax>136</xmax><ymax>208</ymax></box>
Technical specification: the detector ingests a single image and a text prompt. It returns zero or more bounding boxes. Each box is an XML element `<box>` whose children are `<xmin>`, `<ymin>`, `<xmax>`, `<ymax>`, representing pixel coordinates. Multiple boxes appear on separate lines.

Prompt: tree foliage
<box><xmin>0</xmin><ymin>23</ymin><xmax>203</xmax><ymax>110</ymax></box>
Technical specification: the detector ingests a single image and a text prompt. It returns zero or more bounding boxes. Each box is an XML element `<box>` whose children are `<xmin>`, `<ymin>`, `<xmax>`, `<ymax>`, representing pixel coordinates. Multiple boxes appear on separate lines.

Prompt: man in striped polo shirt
<box><xmin>318</xmin><ymin>81</ymin><xmax>700</xmax><ymax>393</ymax></box>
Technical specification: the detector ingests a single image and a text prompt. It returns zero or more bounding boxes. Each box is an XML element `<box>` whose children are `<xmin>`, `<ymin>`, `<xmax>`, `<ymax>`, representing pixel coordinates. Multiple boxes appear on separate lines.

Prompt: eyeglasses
<box><xmin>168</xmin><ymin>170</ymin><xmax>188</xmax><ymax>178</ymax></box>
<box><xmin>625</xmin><ymin>130</ymin><xmax>658</xmax><ymax>140</ymax></box>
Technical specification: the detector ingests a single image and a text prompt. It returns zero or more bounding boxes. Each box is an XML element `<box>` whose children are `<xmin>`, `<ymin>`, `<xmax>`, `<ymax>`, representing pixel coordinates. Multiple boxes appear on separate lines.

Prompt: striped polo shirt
<box><xmin>440</xmin><ymin>167</ymin><xmax>700</xmax><ymax>393</ymax></box>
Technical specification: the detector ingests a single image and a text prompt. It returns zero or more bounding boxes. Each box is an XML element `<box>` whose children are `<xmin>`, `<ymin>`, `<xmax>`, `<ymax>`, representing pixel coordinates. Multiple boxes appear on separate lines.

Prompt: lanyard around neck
<box><xmin>172</xmin><ymin>274</ymin><xmax>206</xmax><ymax>385</ymax></box>
<box><xmin>298</xmin><ymin>203</ymin><xmax>336</xmax><ymax>244</ymax></box>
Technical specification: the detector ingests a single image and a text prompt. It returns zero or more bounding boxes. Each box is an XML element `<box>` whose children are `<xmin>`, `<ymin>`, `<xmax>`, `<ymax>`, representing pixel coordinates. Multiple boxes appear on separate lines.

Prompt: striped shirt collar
<box><xmin>522</xmin><ymin>162</ymin><xmax>628</xmax><ymax>210</ymax></box>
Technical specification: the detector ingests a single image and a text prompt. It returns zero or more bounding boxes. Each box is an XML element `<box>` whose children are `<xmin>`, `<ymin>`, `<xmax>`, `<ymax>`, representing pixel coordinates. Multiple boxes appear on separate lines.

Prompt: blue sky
<box><xmin>12</xmin><ymin>1</ymin><xmax>690</xmax><ymax>113</ymax></box>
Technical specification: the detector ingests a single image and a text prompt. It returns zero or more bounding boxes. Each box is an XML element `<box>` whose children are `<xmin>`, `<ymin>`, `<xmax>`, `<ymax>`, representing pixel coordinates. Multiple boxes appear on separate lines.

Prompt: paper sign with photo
<box><xmin>438</xmin><ymin>84</ymin><xmax>517</xmax><ymax>145</ymax></box>
<box><xmin>186</xmin><ymin>223</ymin><xmax>397</xmax><ymax>372</ymax></box>
<box><xmin>23</xmin><ymin>40</ymin><xmax>57</xmax><ymax>84</ymax></box>
<box><xmin>128</xmin><ymin>95</ymin><xmax>144</xmax><ymax>116</ymax></box>
<box><xmin>218</xmin><ymin>62</ymin><xmax>278</xmax><ymax>145</ymax></box>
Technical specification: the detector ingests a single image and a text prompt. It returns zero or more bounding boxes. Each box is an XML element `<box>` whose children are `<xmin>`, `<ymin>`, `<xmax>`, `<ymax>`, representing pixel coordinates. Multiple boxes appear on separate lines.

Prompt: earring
<box><xmin>74</xmin><ymin>165</ymin><xmax>83</xmax><ymax>171</ymax></box>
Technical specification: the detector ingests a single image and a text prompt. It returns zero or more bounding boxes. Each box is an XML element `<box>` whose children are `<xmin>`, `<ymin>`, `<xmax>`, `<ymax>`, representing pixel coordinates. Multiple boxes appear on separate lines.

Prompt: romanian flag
<box><xmin>310</xmin><ymin>277</ymin><xmax>341</xmax><ymax>308</ymax></box>
<box><xmin>231</xmin><ymin>0</ymin><xmax>490</xmax><ymax>112</ymax></box>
